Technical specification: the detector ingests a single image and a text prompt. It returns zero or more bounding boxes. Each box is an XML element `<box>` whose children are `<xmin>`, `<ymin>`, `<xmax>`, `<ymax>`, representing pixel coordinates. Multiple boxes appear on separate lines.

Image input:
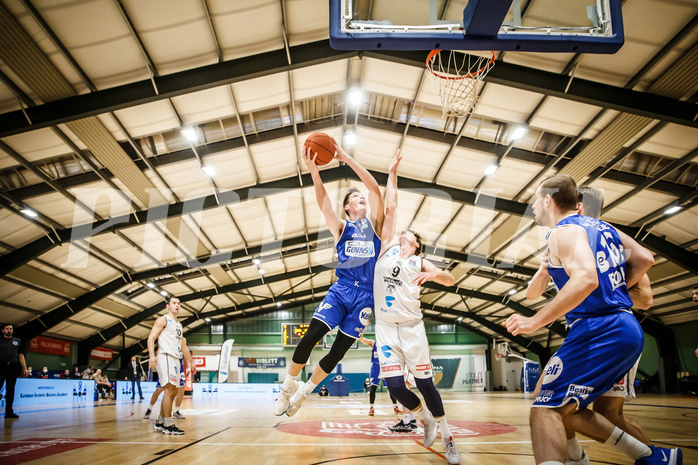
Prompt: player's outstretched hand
<box><xmin>388</xmin><ymin>149</ymin><xmax>402</xmax><ymax>174</ymax></box>
<box><xmin>504</xmin><ymin>314</ymin><xmax>539</xmax><ymax>336</ymax></box>
<box><xmin>148</xmin><ymin>359</ymin><xmax>157</xmax><ymax>370</ymax></box>
<box><xmin>412</xmin><ymin>270</ymin><xmax>439</xmax><ymax>286</ymax></box>
<box><xmin>333</xmin><ymin>143</ymin><xmax>352</xmax><ymax>163</ymax></box>
<box><xmin>302</xmin><ymin>145</ymin><xmax>319</xmax><ymax>172</ymax></box>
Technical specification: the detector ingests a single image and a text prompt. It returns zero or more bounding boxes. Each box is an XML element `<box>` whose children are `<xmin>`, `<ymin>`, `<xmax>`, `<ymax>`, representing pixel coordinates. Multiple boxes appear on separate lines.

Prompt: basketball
<box><xmin>303</xmin><ymin>132</ymin><xmax>337</xmax><ymax>166</ymax></box>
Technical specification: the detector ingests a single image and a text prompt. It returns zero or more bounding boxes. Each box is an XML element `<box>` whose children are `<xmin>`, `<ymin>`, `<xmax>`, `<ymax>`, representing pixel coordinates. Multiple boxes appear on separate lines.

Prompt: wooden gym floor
<box><xmin>1</xmin><ymin>391</ymin><xmax>696</xmax><ymax>464</ymax></box>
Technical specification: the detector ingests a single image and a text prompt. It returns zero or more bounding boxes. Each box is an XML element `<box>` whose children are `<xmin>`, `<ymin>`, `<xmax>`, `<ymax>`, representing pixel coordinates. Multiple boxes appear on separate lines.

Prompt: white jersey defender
<box><xmin>374</xmin><ymin>244</ymin><xmax>433</xmax><ymax>379</ymax></box>
<box><xmin>374</xmin><ymin>244</ymin><xmax>422</xmax><ymax>323</ymax></box>
<box><xmin>157</xmin><ymin>317</ymin><xmax>183</xmax><ymax>387</ymax></box>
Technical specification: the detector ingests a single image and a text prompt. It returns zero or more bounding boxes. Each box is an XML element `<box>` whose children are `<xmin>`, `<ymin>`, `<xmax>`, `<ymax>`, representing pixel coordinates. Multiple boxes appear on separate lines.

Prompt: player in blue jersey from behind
<box><xmin>506</xmin><ymin>174</ymin><xmax>680</xmax><ymax>465</ymax></box>
<box><xmin>273</xmin><ymin>142</ymin><xmax>384</xmax><ymax>417</ymax></box>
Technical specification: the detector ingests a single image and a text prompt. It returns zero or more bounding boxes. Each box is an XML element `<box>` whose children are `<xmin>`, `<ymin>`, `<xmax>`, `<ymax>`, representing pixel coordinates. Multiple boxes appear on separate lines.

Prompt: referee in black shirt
<box><xmin>1</xmin><ymin>323</ymin><xmax>27</xmax><ymax>419</ymax></box>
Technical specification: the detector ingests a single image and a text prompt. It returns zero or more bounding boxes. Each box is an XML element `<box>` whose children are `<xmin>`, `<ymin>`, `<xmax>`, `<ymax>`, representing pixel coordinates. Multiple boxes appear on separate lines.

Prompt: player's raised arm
<box><xmin>358</xmin><ymin>336</ymin><xmax>374</xmax><ymax>347</ymax></box>
<box><xmin>628</xmin><ymin>273</ymin><xmax>653</xmax><ymax>310</ymax></box>
<box><xmin>413</xmin><ymin>259</ymin><xmax>455</xmax><ymax>287</ymax></box>
<box><xmin>380</xmin><ymin>150</ymin><xmax>402</xmax><ymax>248</ymax></box>
<box><xmin>526</xmin><ymin>248</ymin><xmax>551</xmax><ymax>300</ymax></box>
<box><xmin>334</xmin><ymin>143</ymin><xmax>385</xmax><ymax>235</ymax></box>
<box><xmin>615</xmin><ymin>227</ymin><xmax>654</xmax><ymax>289</ymax></box>
<box><xmin>506</xmin><ymin>226</ymin><xmax>598</xmax><ymax>335</ymax></box>
<box><xmin>147</xmin><ymin>315</ymin><xmax>166</xmax><ymax>370</ymax></box>
<box><xmin>303</xmin><ymin>145</ymin><xmax>343</xmax><ymax>241</ymax></box>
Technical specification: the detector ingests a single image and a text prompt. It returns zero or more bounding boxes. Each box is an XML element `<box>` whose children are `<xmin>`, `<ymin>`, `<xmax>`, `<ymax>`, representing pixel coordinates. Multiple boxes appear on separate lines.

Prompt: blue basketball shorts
<box><xmin>534</xmin><ymin>310</ymin><xmax>643</xmax><ymax>410</ymax></box>
<box><xmin>370</xmin><ymin>363</ymin><xmax>383</xmax><ymax>386</ymax></box>
<box><xmin>312</xmin><ymin>280</ymin><xmax>373</xmax><ymax>339</ymax></box>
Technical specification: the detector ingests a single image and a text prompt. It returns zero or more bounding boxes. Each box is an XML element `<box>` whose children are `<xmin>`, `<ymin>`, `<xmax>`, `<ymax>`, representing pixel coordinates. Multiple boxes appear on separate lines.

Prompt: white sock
<box><xmin>173</xmin><ymin>404</ymin><xmax>181</xmax><ymax>413</ymax></box>
<box><xmin>403</xmin><ymin>412</ymin><xmax>411</xmax><ymax>424</ymax></box>
<box><xmin>303</xmin><ymin>380</ymin><xmax>318</xmax><ymax>395</ymax></box>
<box><xmin>410</xmin><ymin>412</ymin><xmax>415</xmax><ymax>421</ymax></box>
<box><xmin>148</xmin><ymin>403</ymin><xmax>155</xmax><ymax>410</ymax></box>
<box><xmin>413</xmin><ymin>404</ymin><xmax>434</xmax><ymax>422</ymax></box>
<box><xmin>568</xmin><ymin>436</ymin><xmax>583</xmax><ymax>461</ymax></box>
<box><xmin>164</xmin><ymin>417</ymin><xmax>172</xmax><ymax>427</ymax></box>
<box><xmin>604</xmin><ymin>427</ymin><xmax>652</xmax><ymax>460</ymax></box>
<box><xmin>437</xmin><ymin>416</ymin><xmax>451</xmax><ymax>438</ymax></box>
<box><xmin>282</xmin><ymin>374</ymin><xmax>297</xmax><ymax>389</ymax></box>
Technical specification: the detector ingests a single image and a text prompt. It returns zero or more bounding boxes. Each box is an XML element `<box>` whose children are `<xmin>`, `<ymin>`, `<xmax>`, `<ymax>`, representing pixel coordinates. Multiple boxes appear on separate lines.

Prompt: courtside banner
<box><xmin>115</xmin><ymin>381</ymin><xmax>159</xmax><ymax>400</ymax></box>
<box><xmin>453</xmin><ymin>354</ymin><xmax>486</xmax><ymax>391</ymax></box>
<box><xmin>432</xmin><ymin>358</ymin><xmax>461</xmax><ymax>388</ymax></box>
<box><xmin>90</xmin><ymin>347</ymin><xmax>113</xmax><ymax>360</ymax></box>
<box><xmin>237</xmin><ymin>357</ymin><xmax>286</xmax><ymax>368</ymax></box>
<box><xmin>3</xmin><ymin>379</ymin><xmax>95</xmax><ymax>409</ymax></box>
<box><xmin>217</xmin><ymin>339</ymin><xmax>234</xmax><ymax>383</ymax></box>
<box><xmin>192</xmin><ymin>382</ymin><xmax>277</xmax><ymax>397</ymax></box>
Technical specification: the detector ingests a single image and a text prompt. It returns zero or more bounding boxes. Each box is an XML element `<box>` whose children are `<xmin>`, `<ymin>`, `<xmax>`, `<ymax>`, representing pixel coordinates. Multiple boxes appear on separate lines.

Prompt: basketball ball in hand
<box><xmin>303</xmin><ymin>132</ymin><xmax>337</xmax><ymax>166</ymax></box>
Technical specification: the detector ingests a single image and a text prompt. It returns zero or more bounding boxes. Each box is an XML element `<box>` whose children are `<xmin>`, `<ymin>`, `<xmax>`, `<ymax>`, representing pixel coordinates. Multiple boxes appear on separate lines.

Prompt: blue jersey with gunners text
<box><xmin>335</xmin><ymin>218</ymin><xmax>381</xmax><ymax>288</ymax></box>
<box><xmin>547</xmin><ymin>215</ymin><xmax>633</xmax><ymax>324</ymax></box>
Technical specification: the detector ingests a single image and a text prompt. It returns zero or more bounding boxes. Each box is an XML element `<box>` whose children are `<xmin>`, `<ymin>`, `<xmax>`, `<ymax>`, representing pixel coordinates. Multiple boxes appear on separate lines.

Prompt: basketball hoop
<box><xmin>426</xmin><ymin>50</ymin><xmax>495</xmax><ymax>118</ymax></box>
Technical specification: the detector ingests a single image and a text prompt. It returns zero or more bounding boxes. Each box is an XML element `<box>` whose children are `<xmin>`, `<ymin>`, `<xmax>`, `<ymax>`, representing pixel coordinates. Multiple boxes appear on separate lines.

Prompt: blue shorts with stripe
<box><xmin>370</xmin><ymin>363</ymin><xmax>384</xmax><ymax>387</ymax></box>
<box><xmin>312</xmin><ymin>280</ymin><xmax>373</xmax><ymax>339</ymax></box>
<box><xmin>534</xmin><ymin>311</ymin><xmax>643</xmax><ymax>410</ymax></box>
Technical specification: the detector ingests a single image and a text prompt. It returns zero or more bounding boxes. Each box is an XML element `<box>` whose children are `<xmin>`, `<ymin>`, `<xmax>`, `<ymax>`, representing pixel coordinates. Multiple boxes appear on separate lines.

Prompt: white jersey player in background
<box><xmin>147</xmin><ymin>296</ymin><xmax>185</xmax><ymax>435</ymax></box>
<box><xmin>372</xmin><ymin>151</ymin><xmax>461</xmax><ymax>464</ymax></box>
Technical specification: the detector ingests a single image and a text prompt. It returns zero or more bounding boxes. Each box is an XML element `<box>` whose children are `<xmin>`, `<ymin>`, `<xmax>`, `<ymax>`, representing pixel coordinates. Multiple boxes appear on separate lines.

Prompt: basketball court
<box><xmin>1</xmin><ymin>0</ymin><xmax>697</xmax><ymax>464</ymax></box>
<box><xmin>1</xmin><ymin>391</ymin><xmax>696</xmax><ymax>464</ymax></box>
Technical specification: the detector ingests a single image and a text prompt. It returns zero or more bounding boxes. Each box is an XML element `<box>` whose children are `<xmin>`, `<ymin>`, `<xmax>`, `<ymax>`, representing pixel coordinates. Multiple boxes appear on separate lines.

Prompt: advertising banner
<box><xmin>192</xmin><ymin>355</ymin><xmax>219</xmax><ymax>371</ymax></box>
<box><xmin>192</xmin><ymin>382</ymin><xmax>277</xmax><ymax>397</ymax></box>
<box><xmin>90</xmin><ymin>347</ymin><xmax>113</xmax><ymax>361</ymax></box>
<box><xmin>432</xmin><ymin>355</ymin><xmax>486</xmax><ymax>391</ymax></box>
<box><xmin>28</xmin><ymin>336</ymin><xmax>71</xmax><ymax>356</ymax></box>
<box><xmin>432</xmin><ymin>358</ymin><xmax>462</xmax><ymax>388</ymax></box>
<box><xmin>217</xmin><ymin>339</ymin><xmax>234</xmax><ymax>383</ymax></box>
<box><xmin>115</xmin><ymin>381</ymin><xmax>159</xmax><ymax>400</ymax></box>
<box><xmin>1</xmin><ymin>379</ymin><xmax>95</xmax><ymax>409</ymax></box>
<box><xmin>237</xmin><ymin>357</ymin><xmax>286</xmax><ymax>368</ymax></box>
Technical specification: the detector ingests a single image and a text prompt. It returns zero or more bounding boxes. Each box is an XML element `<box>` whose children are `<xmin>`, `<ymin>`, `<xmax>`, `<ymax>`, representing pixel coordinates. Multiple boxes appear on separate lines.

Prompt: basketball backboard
<box><xmin>330</xmin><ymin>0</ymin><xmax>624</xmax><ymax>53</ymax></box>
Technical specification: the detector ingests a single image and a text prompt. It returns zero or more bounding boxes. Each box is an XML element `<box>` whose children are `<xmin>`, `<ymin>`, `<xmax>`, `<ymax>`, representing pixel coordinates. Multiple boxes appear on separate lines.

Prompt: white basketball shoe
<box><xmin>443</xmin><ymin>436</ymin><xmax>461</xmax><ymax>464</ymax></box>
<box><xmin>286</xmin><ymin>381</ymin><xmax>310</xmax><ymax>417</ymax></box>
<box><xmin>273</xmin><ymin>380</ymin><xmax>299</xmax><ymax>416</ymax></box>
<box><xmin>422</xmin><ymin>416</ymin><xmax>438</xmax><ymax>448</ymax></box>
<box><xmin>566</xmin><ymin>450</ymin><xmax>590</xmax><ymax>465</ymax></box>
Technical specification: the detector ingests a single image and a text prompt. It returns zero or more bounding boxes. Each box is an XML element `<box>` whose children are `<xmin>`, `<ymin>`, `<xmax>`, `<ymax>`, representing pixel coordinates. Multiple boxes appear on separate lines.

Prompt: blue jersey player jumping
<box><xmin>505</xmin><ymin>174</ymin><xmax>680</xmax><ymax>465</ymax></box>
<box><xmin>273</xmin><ymin>141</ymin><xmax>385</xmax><ymax>417</ymax></box>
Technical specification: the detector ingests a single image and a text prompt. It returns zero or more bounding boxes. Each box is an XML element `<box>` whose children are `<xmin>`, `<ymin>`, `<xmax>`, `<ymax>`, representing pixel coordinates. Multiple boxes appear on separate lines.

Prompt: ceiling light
<box><xmin>484</xmin><ymin>164</ymin><xmax>498</xmax><ymax>176</ymax></box>
<box><xmin>511</xmin><ymin>125</ymin><xmax>528</xmax><ymax>140</ymax></box>
<box><xmin>252</xmin><ymin>258</ymin><xmax>260</xmax><ymax>266</ymax></box>
<box><xmin>276</xmin><ymin>302</ymin><xmax>282</xmax><ymax>308</ymax></box>
<box><xmin>664</xmin><ymin>206</ymin><xmax>681</xmax><ymax>215</ymax></box>
<box><xmin>146</xmin><ymin>283</ymin><xmax>155</xmax><ymax>289</ymax></box>
<box><xmin>457</xmin><ymin>317</ymin><xmax>463</xmax><ymax>322</ymax></box>
<box><xmin>202</xmin><ymin>166</ymin><xmax>215</xmax><ymax>177</ymax></box>
<box><xmin>344</xmin><ymin>132</ymin><xmax>356</xmax><ymax>146</ymax></box>
<box><xmin>348</xmin><ymin>89</ymin><xmax>362</xmax><ymax>106</ymax></box>
<box><xmin>205</xmin><ymin>317</ymin><xmax>211</xmax><ymax>323</ymax></box>
<box><xmin>182</xmin><ymin>127</ymin><xmax>198</xmax><ymax>142</ymax></box>
<box><xmin>258</xmin><ymin>269</ymin><xmax>266</xmax><ymax>275</ymax></box>
<box><xmin>20</xmin><ymin>208</ymin><xmax>38</xmax><ymax>218</ymax></box>
<box><xmin>160</xmin><ymin>290</ymin><xmax>168</xmax><ymax>296</ymax></box>
<box><xmin>508</xmin><ymin>289</ymin><xmax>517</xmax><ymax>295</ymax></box>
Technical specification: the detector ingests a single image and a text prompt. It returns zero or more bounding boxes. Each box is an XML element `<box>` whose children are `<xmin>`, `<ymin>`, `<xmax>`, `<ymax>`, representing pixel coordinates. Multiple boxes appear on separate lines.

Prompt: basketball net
<box><xmin>426</xmin><ymin>50</ymin><xmax>495</xmax><ymax>118</ymax></box>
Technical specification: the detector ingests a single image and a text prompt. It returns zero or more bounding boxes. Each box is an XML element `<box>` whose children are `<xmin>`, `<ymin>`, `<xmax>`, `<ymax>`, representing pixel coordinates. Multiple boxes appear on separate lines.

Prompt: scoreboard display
<box><xmin>282</xmin><ymin>323</ymin><xmax>320</xmax><ymax>347</ymax></box>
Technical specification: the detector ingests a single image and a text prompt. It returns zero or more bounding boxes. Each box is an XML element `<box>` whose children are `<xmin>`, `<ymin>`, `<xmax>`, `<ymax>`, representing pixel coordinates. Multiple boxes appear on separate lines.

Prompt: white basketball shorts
<box><xmin>375</xmin><ymin>319</ymin><xmax>433</xmax><ymax>380</ymax></box>
<box><xmin>157</xmin><ymin>353</ymin><xmax>181</xmax><ymax>387</ymax></box>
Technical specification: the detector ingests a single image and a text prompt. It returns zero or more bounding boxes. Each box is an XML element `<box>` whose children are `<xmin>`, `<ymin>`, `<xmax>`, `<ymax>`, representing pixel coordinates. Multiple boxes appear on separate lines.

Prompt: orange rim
<box><xmin>426</xmin><ymin>50</ymin><xmax>495</xmax><ymax>81</ymax></box>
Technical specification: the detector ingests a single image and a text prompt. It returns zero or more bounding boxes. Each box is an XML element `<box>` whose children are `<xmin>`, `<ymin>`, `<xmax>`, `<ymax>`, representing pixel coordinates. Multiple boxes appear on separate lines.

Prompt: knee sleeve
<box><xmin>415</xmin><ymin>377</ymin><xmax>445</xmax><ymax>417</ymax></box>
<box><xmin>318</xmin><ymin>332</ymin><xmax>356</xmax><ymax>373</ymax></box>
<box><xmin>292</xmin><ymin>319</ymin><xmax>329</xmax><ymax>365</ymax></box>
<box><xmin>369</xmin><ymin>385</ymin><xmax>377</xmax><ymax>404</ymax></box>
<box><xmin>385</xmin><ymin>376</ymin><xmax>420</xmax><ymax>410</ymax></box>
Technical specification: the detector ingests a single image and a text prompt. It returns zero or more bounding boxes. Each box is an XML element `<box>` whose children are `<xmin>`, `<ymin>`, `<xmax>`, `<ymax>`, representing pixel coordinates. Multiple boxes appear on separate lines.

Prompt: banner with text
<box><xmin>1</xmin><ymin>379</ymin><xmax>95</xmax><ymax>410</ymax></box>
<box><xmin>90</xmin><ymin>347</ymin><xmax>113</xmax><ymax>361</ymax></box>
<box><xmin>192</xmin><ymin>355</ymin><xmax>219</xmax><ymax>371</ymax></box>
<box><xmin>432</xmin><ymin>355</ymin><xmax>486</xmax><ymax>391</ymax></box>
<box><xmin>218</xmin><ymin>339</ymin><xmax>235</xmax><ymax>383</ymax></box>
<box><xmin>237</xmin><ymin>357</ymin><xmax>286</xmax><ymax>368</ymax></box>
<box><xmin>28</xmin><ymin>336</ymin><xmax>71</xmax><ymax>356</ymax></box>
